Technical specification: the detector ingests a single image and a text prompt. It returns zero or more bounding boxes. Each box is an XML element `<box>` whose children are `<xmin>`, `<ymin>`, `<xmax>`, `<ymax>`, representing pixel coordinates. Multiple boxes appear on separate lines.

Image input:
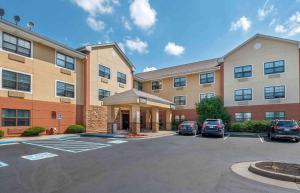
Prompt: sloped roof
<box><xmin>135</xmin><ymin>58</ymin><xmax>221</xmax><ymax>81</ymax></box>
<box><xmin>103</xmin><ymin>89</ymin><xmax>174</xmax><ymax>106</ymax></box>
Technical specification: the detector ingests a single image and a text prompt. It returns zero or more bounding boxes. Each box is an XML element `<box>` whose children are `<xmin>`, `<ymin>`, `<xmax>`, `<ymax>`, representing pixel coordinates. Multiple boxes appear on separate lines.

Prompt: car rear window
<box><xmin>277</xmin><ymin>121</ymin><xmax>297</xmax><ymax>127</ymax></box>
<box><xmin>181</xmin><ymin>122</ymin><xmax>193</xmax><ymax>126</ymax></box>
<box><xmin>206</xmin><ymin>120</ymin><xmax>219</xmax><ymax>125</ymax></box>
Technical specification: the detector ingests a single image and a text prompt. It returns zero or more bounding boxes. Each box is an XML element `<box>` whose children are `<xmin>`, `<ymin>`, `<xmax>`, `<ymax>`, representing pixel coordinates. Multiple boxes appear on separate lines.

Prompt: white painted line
<box><xmin>258</xmin><ymin>135</ymin><xmax>264</xmax><ymax>143</ymax></box>
<box><xmin>21</xmin><ymin>152</ymin><xmax>58</xmax><ymax>160</ymax></box>
<box><xmin>223</xmin><ymin>134</ymin><xmax>230</xmax><ymax>141</ymax></box>
<box><xmin>0</xmin><ymin>161</ymin><xmax>8</xmax><ymax>168</ymax></box>
<box><xmin>107</xmin><ymin>140</ymin><xmax>128</xmax><ymax>144</ymax></box>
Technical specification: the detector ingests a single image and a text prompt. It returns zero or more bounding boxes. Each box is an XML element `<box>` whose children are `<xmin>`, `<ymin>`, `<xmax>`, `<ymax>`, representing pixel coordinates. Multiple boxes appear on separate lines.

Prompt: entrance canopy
<box><xmin>103</xmin><ymin>89</ymin><xmax>175</xmax><ymax>109</ymax></box>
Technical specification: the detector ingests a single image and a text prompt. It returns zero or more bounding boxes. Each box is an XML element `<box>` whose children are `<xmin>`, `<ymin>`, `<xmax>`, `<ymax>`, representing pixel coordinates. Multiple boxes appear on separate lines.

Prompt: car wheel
<box><xmin>202</xmin><ymin>133</ymin><xmax>206</xmax><ymax>137</ymax></box>
<box><xmin>295</xmin><ymin>139</ymin><xmax>300</xmax><ymax>143</ymax></box>
<box><xmin>178</xmin><ymin>132</ymin><xmax>181</xmax><ymax>135</ymax></box>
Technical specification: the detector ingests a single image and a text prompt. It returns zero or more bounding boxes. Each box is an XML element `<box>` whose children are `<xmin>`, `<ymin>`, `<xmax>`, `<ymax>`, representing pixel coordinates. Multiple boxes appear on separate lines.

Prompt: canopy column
<box><xmin>152</xmin><ymin>108</ymin><xmax>159</xmax><ymax>132</ymax></box>
<box><xmin>130</xmin><ymin>105</ymin><xmax>140</xmax><ymax>134</ymax></box>
<box><xmin>165</xmin><ymin>109</ymin><xmax>173</xmax><ymax>130</ymax></box>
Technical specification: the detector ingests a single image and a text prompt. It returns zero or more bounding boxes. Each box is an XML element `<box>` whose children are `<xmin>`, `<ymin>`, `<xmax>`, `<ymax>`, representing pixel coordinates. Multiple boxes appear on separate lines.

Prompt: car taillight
<box><xmin>217</xmin><ymin>124</ymin><xmax>222</xmax><ymax>129</ymax></box>
<box><xmin>272</xmin><ymin>126</ymin><xmax>278</xmax><ymax>131</ymax></box>
<box><xmin>202</xmin><ymin>123</ymin><xmax>207</xmax><ymax>128</ymax></box>
<box><xmin>294</xmin><ymin>126</ymin><xmax>300</xmax><ymax>131</ymax></box>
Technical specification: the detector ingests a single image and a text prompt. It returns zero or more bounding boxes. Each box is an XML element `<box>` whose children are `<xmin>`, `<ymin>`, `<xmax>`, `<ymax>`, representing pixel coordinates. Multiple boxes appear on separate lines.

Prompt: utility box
<box><xmin>112</xmin><ymin>123</ymin><xmax>118</xmax><ymax>134</ymax></box>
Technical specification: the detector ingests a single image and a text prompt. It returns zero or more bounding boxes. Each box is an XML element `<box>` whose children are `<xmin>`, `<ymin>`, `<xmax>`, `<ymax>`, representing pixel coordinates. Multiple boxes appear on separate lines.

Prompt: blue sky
<box><xmin>1</xmin><ymin>0</ymin><xmax>300</xmax><ymax>72</ymax></box>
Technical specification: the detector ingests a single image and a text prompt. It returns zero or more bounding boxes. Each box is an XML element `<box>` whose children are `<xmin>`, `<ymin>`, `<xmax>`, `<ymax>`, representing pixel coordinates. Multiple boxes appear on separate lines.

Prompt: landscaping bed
<box><xmin>255</xmin><ymin>161</ymin><xmax>300</xmax><ymax>176</ymax></box>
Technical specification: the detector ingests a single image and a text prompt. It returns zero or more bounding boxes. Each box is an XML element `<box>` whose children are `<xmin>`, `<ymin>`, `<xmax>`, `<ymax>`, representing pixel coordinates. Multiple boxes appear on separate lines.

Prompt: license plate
<box><xmin>209</xmin><ymin>126</ymin><xmax>214</xmax><ymax>128</ymax></box>
<box><xmin>284</xmin><ymin>128</ymin><xmax>290</xmax><ymax>132</ymax></box>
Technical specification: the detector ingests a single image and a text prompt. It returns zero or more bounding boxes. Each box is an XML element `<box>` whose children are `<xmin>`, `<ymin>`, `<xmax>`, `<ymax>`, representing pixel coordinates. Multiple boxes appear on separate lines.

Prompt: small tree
<box><xmin>196</xmin><ymin>97</ymin><xmax>230</xmax><ymax>124</ymax></box>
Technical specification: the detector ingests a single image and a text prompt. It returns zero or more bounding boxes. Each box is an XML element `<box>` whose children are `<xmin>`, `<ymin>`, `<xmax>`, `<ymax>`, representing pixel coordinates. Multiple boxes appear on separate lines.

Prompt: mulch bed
<box><xmin>255</xmin><ymin>162</ymin><xmax>300</xmax><ymax>176</ymax></box>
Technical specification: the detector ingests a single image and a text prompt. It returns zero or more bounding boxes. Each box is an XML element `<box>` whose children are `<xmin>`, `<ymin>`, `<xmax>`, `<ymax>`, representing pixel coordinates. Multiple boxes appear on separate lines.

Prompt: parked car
<box><xmin>201</xmin><ymin>119</ymin><xmax>225</xmax><ymax>138</ymax></box>
<box><xmin>178</xmin><ymin>121</ymin><xmax>199</xmax><ymax>135</ymax></box>
<box><xmin>267</xmin><ymin>120</ymin><xmax>300</xmax><ymax>142</ymax></box>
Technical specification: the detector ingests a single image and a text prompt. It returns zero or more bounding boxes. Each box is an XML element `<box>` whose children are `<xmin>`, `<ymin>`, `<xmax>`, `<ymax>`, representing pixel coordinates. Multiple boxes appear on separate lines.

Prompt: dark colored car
<box><xmin>178</xmin><ymin>121</ymin><xmax>199</xmax><ymax>135</ymax></box>
<box><xmin>201</xmin><ymin>119</ymin><xmax>225</xmax><ymax>138</ymax></box>
<box><xmin>268</xmin><ymin>120</ymin><xmax>300</xmax><ymax>142</ymax></box>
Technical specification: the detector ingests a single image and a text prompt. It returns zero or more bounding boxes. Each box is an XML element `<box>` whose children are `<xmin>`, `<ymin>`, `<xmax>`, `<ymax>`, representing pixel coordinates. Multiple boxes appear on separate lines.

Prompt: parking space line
<box><xmin>223</xmin><ymin>134</ymin><xmax>230</xmax><ymax>141</ymax></box>
<box><xmin>21</xmin><ymin>152</ymin><xmax>58</xmax><ymax>161</ymax></box>
<box><xmin>107</xmin><ymin>140</ymin><xmax>128</xmax><ymax>144</ymax></box>
<box><xmin>257</xmin><ymin>134</ymin><xmax>264</xmax><ymax>143</ymax></box>
<box><xmin>0</xmin><ymin>161</ymin><xmax>8</xmax><ymax>168</ymax></box>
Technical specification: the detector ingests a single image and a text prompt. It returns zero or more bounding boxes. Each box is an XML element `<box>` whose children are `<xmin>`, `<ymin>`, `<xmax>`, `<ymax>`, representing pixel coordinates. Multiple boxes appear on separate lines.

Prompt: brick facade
<box><xmin>85</xmin><ymin>105</ymin><xmax>108</xmax><ymax>133</ymax></box>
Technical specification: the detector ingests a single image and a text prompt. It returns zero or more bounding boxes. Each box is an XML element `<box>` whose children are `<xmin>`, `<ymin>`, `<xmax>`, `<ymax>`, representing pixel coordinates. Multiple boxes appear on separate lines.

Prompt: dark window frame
<box><xmin>235</xmin><ymin>112</ymin><xmax>252</xmax><ymax>122</ymax></box>
<box><xmin>1</xmin><ymin>69</ymin><xmax>31</xmax><ymax>92</ymax></box>
<box><xmin>99</xmin><ymin>65</ymin><xmax>111</xmax><ymax>79</ymax></box>
<box><xmin>56</xmin><ymin>81</ymin><xmax>75</xmax><ymax>98</ymax></box>
<box><xmin>151</xmin><ymin>80</ymin><xmax>162</xmax><ymax>90</ymax></box>
<box><xmin>234</xmin><ymin>88</ymin><xmax>252</xmax><ymax>101</ymax></box>
<box><xmin>200</xmin><ymin>72</ymin><xmax>214</xmax><ymax>84</ymax></box>
<box><xmin>117</xmin><ymin>72</ymin><xmax>126</xmax><ymax>84</ymax></box>
<box><xmin>1</xmin><ymin>109</ymin><xmax>30</xmax><ymax>127</ymax></box>
<box><xmin>56</xmin><ymin>52</ymin><xmax>75</xmax><ymax>70</ymax></box>
<box><xmin>264</xmin><ymin>60</ymin><xmax>285</xmax><ymax>75</ymax></box>
<box><xmin>2</xmin><ymin>32</ymin><xmax>31</xmax><ymax>57</ymax></box>
<box><xmin>98</xmin><ymin>89</ymin><xmax>110</xmax><ymax>100</ymax></box>
<box><xmin>174</xmin><ymin>96</ymin><xmax>186</xmax><ymax>105</ymax></box>
<box><xmin>265</xmin><ymin>111</ymin><xmax>285</xmax><ymax>120</ymax></box>
<box><xmin>234</xmin><ymin>65</ymin><xmax>252</xmax><ymax>78</ymax></box>
<box><xmin>264</xmin><ymin>85</ymin><xmax>285</xmax><ymax>99</ymax></box>
<box><xmin>174</xmin><ymin>77</ymin><xmax>186</xmax><ymax>87</ymax></box>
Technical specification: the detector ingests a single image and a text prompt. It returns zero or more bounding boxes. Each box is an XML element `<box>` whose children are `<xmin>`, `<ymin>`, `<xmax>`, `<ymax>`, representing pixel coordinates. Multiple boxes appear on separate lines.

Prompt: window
<box><xmin>99</xmin><ymin>65</ymin><xmax>110</xmax><ymax>79</ymax></box>
<box><xmin>234</xmin><ymin>65</ymin><xmax>252</xmax><ymax>78</ymax></box>
<box><xmin>2</xmin><ymin>109</ymin><xmax>30</xmax><ymax>126</ymax></box>
<box><xmin>2</xmin><ymin>70</ymin><xmax>31</xmax><ymax>92</ymax></box>
<box><xmin>265</xmin><ymin>112</ymin><xmax>285</xmax><ymax>120</ymax></box>
<box><xmin>200</xmin><ymin>93</ymin><xmax>215</xmax><ymax>101</ymax></box>
<box><xmin>234</xmin><ymin>88</ymin><xmax>252</xmax><ymax>101</ymax></box>
<box><xmin>174</xmin><ymin>77</ymin><xmax>186</xmax><ymax>87</ymax></box>
<box><xmin>235</xmin><ymin>113</ymin><xmax>251</xmax><ymax>122</ymax></box>
<box><xmin>99</xmin><ymin>89</ymin><xmax>110</xmax><ymax>100</ymax></box>
<box><xmin>56</xmin><ymin>52</ymin><xmax>75</xmax><ymax>70</ymax></box>
<box><xmin>134</xmin><ymin>81</ymin><xmax>143</xmax><ymax>91</ymax></box>
<box><xmin>264</xmin><ymin>60</ymin><xmax>285</xmax><ymax>75</ymax></box>
<box><xmin>152</xmin><ymin>80</ymin><xmax>162</xmax><ymax>90</ymax></box>
<box><xmin>117</xmin><ymin>72</ymin><xmax>126</xmax><ymax>84</ymax></box>
<box><xmin>174</xmin><ymin>96</ymin><xmax>186</xmax><ymax>105</ymax></box>
<box><xmin>2</xmin><ymin>33</ymin><xmax>31</xmax><ymax>57</ymax></box>
<box><xmin>200</xmin><ymin>72</ymin><xmax>214</xmax><ymax>84</ymax></box>
<box><xmin>56</xmin><ymin>81</ymin><xmax>75</xmax><ymax>98</ymax></box>
<box><xmin>264</xmin><ymin>85</ymin><xmax>285</xmax><ymax>99</ymax></box>
<box><xmin>174</xmin><ymin>115</ymin><xmax>186</xmax><ymax>122</ymax></box>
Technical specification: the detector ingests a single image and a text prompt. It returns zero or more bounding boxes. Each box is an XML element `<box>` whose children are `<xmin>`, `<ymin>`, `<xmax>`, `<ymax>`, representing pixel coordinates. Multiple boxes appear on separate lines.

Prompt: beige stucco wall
<box><xmin>0</xmin><ymin>40</ymin><xmax>84</xmax><ymax>105</ymax></box>
<box><xmin>89</xmin><ymin>46</ymin><xmax>133</xmax><ymax>106</ymax></box>
<box><xmin>224</xmin><ymin>36</ymin><xmax>300</xmax><ymax>107</ymax></box>
<box><xmin>142</xmin><ymin>70</ymin><xmax>222</xmax><ymax>109</ymax></box>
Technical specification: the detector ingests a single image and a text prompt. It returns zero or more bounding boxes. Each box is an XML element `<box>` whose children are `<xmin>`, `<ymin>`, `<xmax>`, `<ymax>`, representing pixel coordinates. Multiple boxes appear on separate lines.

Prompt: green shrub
<box><xmin>0</xmin><ymin>130</ymin><xmax>4</xmax><ymax>138</ymax></box>
<box><xmin>23</xmin><ymin>127</ymin><xmax>45</xmax><ymax>136</ymax></box>
<box><xmin>172</xmin><ymin>121</ymin><xmax>181</xmax><ymax>131</ymax></box>
<box><xmin>229</xmin><ymin>120</ymin><xmax>271</xmax><ymax>133</ymax></box>
<box><xmin>66</xmin><ymin>124</ymin><xmax>85</xmax><ymax>133</ymax></box>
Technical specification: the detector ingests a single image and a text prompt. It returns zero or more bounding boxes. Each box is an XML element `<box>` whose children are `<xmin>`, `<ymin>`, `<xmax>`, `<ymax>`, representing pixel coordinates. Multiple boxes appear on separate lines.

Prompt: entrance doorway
<box><xmin>122</xmin><ymin>113</ymin><xmax>129</xmax><ymax>130</ymax></box>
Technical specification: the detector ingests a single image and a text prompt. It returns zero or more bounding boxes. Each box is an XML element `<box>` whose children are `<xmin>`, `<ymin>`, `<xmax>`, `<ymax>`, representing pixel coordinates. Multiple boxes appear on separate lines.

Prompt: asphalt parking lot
<box><xmin>0</xmin><ymin>134</ymin><xmax>299</xmax><ymax>193</ymax></box>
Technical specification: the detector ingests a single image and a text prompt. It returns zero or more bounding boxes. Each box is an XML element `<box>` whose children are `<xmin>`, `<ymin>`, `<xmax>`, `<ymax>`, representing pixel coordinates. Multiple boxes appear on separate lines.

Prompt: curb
<box><xmin>229</xmin><ymin>132</ymin><xmax>266</xmax><ymax>137</ymax></box>
<box><xmin>0</xmin><ymin>140</ymin><xmax>18</xmax><ymax>145</ymax></box>
<box><xmin>249</xmin><ymin>161</ymin><xmax>300</xmax><ymax>183</ymax></box>
<box><xmin>80</xmin><ymin>133</ymin><xmax>127</xmax><ymax>138</ymax></box>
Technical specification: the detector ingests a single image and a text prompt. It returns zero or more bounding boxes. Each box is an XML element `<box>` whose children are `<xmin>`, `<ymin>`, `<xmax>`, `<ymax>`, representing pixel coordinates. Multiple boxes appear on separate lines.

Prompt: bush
<box><xmin>66</xmin><ymin>124</ymin><xmax>85</xmax><ymax>133</ymax></box>
<box><xmin>229</xmin><ymin>120</ymin><xmax>271</xmax><ymax>133</ymax></box>
<box><xmin>172</xmin><ymin>121</ymin><xmax>181</xmax><ymax>131</ymax></box>
<box><xmin>23</xmin><ymin>127</ymin><xmax>45</xmax><ymax>136</ymax></box>
<box><xmin>196</xmin><ymin>97</ymin><xmax>231</xmax><ymax>125</ymax></box>
<box><xmin>0</xmin><ymin>130</ymin><xmax>4</xmax><ymax>138</ymax></box>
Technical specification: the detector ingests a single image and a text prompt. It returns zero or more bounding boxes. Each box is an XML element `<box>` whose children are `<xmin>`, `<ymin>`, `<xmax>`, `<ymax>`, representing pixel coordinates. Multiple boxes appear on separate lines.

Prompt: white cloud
<box><xmin>143</xmin><ymin>66</ymin><xmax>157</xmax><ymax>72</ymax></box>
<box><xmin>125</xmin><ymin>38</ymin><xmax>148</xmax><ymax>54</ymax></box>
<box><xmin>274</xmin><ymin>11</ymin><xmax>300</xmax><ymax>36</ymax></box>
<box><xmin>257</xmin><ymin>0</ymin><xmax>275</xmax><ymax>21</ymax></box>
<box><xmin>164</xmin><ymin>42</ymin><xmax>185</xmax><ymax>56</ymax></box>
<box><xmin>86</xmin><ymin>16</ymin><xmax>105</xmax><ymax>31</ymax></box>
<box><xmin>230</xmin><ymin>16</ymin><xmax>251</xmax><ymax>32</ymax></box>
<box><xmin>122</xmin><ymin>16</ymin><xmax>132</xmax><ymax>31</ymax></box>
<box><xmin>129</xmin><ymin>0</ymin><xmax>157</xmax><ymax>30</ymax></box>
<box><xmin>72</xmin><ymin>0</ymin><xmax>119</xmax><ymax>16</ymax></box>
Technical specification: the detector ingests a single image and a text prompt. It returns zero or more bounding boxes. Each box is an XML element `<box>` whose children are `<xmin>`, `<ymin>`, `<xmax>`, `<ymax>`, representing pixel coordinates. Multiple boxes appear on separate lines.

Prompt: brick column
<box><xmin>145</xmin><ymin>110</ymin><xmax>151</xmax><ymax>130</ymax></box>
<box><xmin>107</xmin><ymin>106</ymin><xmax>115</xmax><ymax>133</ymax></box>
<box><xmin>152</xmin><ymin>108</ymin><xmax>159</xmax><ymax>133</ymax></box>
<box><xmin>165</xmin><ymin>109</ymin><xmax>172</xmax><ymax>130</ymax></box>
<box><xmin>130</xmin><ymin>105</ymin><xmax>140</xmax><ymax>134</ymax></box>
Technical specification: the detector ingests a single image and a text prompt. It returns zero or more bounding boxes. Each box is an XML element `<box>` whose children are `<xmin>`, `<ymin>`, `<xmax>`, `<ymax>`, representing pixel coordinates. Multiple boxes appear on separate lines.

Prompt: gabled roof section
<box><xmin>223</xmin><ymin>33</ymin><xmax>299</xmax><ymax>59</ymax></box>
<box><xmin>135</xmin><ymin>58</ymin><xmax>221</xmax><ymax>81</ymax></box>
<box><xmin>77</xmin><ymin>43</ymin><xmax>136</xmax><ymax>71</ymax></box>
<box><xmin>0</xmin><ymin>19</ymin><xmax>86</xmax><ymax>59</ymax></box>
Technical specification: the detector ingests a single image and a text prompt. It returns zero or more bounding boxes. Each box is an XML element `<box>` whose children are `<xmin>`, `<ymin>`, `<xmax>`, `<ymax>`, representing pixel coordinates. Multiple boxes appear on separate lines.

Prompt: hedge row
<box><xmin>0</xmin><ymin>130</ymin><xmax>4</xmax><ymax>138</ymax></box>
<box><xmin>66</xmin><ymin>125</ymin><xmax>85</xmax><ymax>133</ymax></box>
<box><xmin>229</xmin><ymin>120</ymin><xmax>271</xmax><ymax>133</ymax></box>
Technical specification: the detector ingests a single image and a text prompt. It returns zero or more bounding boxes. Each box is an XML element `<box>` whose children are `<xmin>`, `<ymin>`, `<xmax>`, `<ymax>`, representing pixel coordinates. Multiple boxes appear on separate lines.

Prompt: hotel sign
<box><xmin>139</xmin><ymin>97</ymin><xmax>147</xmax><ymax>104</ymax></box>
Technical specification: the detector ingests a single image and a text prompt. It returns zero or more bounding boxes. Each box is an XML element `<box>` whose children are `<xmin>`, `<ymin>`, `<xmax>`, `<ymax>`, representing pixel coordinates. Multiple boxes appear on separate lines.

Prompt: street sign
<box><xmin>57</xmin><ymin>113</ymin><xmax>63</xmax><ymax>120</ymax></box>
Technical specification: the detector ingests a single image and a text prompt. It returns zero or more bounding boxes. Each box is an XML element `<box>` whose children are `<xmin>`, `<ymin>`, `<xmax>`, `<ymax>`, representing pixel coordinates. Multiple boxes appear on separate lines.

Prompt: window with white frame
<box><xmin>56</xmin><ymin>52</ymin><xmax>75</xmax><ymax>70</ymax></box>
<box><xmin>99</xmin><ymin>89</ymin><xmax>110</xmax><ymax>100</ymax></box>
<box><xmin>2</xmin><ymin>109</ymin><xmax>30</xmax><ymax>126</ymax></box>
<box><xmin>234</xmin><ymin>65</ymin><xmax>252</xmax><ymax>78</ymax></box>
<box><xmin>174</xmin><ymin>96</ymin><xmax>186</xmax><ymax>105</ymax></box>
<box><xmin>200</xmin><ymin>72</ymin><xmax>214</xmax><ymax>84</ymax></box>
<box><xmin>174</xmin><ymin>77</ymin><xmax>186</xmax><ymax>87</ymax></box>
<box><xmin>235</xmin><ymin>112</ymin><xmax>252</xmax><ymax>122</ymax></box>
<box><xmin>99</xmin><ymin>65</ymin><xmax>110</xmax><ymax>79</ymax></box>
<box><xmin>2</xmin><ymin>32</ymin><xmax>31</xmax><ymax>57</ymax></box>
<box><xmin>265</xmin><ymin>112</ymin><xmax>285</xmax><ymax>120</ymax></box>
<box><xmin>234</xmin><ymin>88</ymin><xmax>252</xmax><ymax>101</ymax></box>
<box><xmin>200</xmin><ymin>93</ymin><xmax>215</xmax><ymax>101</ymax></box>
<box><xmin>117</xmin><ymin>72</ymin><xmax>126</xmax><ymax>84</ymax></box>
<box><xmin>1</xmin><ymin>69</ymin><xmax>31</xmax><ymax>92</ymax></box>
<box><xmin>56</xmin><ymin>81</ymin><xmax>75</xmax><ymax>98</ymax></box>
<box><xmin>174</xmin><ymin>114</ymin><xmax>186</xmax><ymax>122</ymax></box>
<box><xmin>152</xmin><ymin>80</ymin><xmax>162</xmax><ymax>90</ymax></box>
<box><xmin>264</xmin><ymin>60</ymin><xmax>285</xmax><ymax>75</ymax></box>
<box><xmin>264</xmin><ymin>85</ymin><xmax>285</xmax><ymax>99</ymax></box>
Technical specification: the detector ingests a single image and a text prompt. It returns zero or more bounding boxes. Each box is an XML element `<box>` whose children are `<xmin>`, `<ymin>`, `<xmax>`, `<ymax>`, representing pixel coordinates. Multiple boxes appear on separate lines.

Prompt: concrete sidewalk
<box><xmin>131</xmin><ymin>131</ymin><xmax>177</xmax><ymax>139</ymax></box>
